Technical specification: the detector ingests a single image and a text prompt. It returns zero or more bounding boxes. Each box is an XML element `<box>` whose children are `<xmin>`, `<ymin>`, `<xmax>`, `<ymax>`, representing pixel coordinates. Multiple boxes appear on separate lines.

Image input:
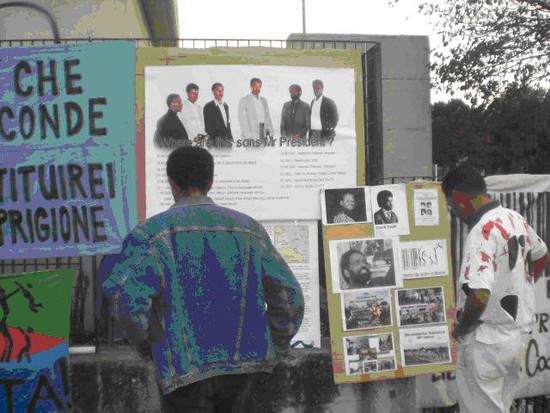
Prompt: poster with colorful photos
<box><xmin>321</xmin><ymin>181</ymin><xmax>456</xmax><ymax>384</ymax></box>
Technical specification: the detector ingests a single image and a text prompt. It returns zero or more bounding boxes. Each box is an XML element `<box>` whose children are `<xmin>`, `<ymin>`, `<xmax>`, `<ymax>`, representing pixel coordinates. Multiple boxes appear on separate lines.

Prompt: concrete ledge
<box><xmin>70</xmin><ymin>344</ymin><xmax>415</xmax><ymax>412</ymax></box>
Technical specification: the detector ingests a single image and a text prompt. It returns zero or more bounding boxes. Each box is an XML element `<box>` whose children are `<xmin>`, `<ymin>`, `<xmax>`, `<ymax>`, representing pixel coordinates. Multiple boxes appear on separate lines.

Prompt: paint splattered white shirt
<box><xmin>459</xmin><ymin>204</ymin><xmax>547</xmax><ymax>344</ymax></box>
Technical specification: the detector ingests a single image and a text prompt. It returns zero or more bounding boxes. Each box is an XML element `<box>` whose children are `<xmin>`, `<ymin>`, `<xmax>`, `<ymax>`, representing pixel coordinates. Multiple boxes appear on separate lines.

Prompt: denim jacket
<box><xmin>103</xmin><ymin>196</ymin><xmax>304</xmax><ymax>395</ymax></box>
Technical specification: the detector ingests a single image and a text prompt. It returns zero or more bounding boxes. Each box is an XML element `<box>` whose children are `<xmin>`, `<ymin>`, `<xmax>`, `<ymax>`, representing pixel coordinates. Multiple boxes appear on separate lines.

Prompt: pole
<box><xmin>302</xmin><ymin>0</ymin><xmax>306</xmax><ymax>33</ymax></box>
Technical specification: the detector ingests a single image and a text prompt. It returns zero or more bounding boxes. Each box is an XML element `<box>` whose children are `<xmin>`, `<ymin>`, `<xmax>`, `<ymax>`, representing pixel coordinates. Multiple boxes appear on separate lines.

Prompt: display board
<box><xmin>0</xmin><ymin>41</ymin><xmax>138</xmax><ymax>259</ymax></box>
<box><xmin>321</xmin><ymin>182</ymin><xmax>456</xmax><ymax>383</ymax></box>
<box><xmin>135</xmin><ymin>47</ymin><xmax>365</xmax><ymax>221</ymax></box>
<box><xmin>0</xmin><ymin>268</ymin><xmax>75</xmax><ymax>412</ymax></box>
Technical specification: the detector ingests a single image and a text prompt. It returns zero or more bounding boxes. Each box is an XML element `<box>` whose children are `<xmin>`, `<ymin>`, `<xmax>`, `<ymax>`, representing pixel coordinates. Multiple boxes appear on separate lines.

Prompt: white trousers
<box><xmin>456</xmin><ymin>333</ymin><xmax>529</xmax><ymax>413</ymax></box>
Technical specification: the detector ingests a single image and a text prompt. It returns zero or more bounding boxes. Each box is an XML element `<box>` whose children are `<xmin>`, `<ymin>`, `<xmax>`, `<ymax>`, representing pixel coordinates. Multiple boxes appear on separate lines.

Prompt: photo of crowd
<box><xmin>403</xmin><ymin>345</ymin><xmax>451</xmax><ymax>366</ymax></box>
<box><xmin>344</xmin><ymin>333</ymin><xmax>397</xmax><ymax>375</ymax></box>
<box><xmin>396</xmin><ymin>287</ymin><xmax>446</xmax><ymax>327</ymax></box>
<box><xmin>399</xmin><ymin>326</ymin><xmax>451</xmax><ymax>367</ymax></box>
<box><xmin>341</xmin><ymin>290</ymin><xmax>392</xmax><ymax>330</ymax></box>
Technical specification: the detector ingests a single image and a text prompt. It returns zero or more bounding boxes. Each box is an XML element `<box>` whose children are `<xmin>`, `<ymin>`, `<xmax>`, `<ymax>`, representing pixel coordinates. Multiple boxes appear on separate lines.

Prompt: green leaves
<box><xmin>408</xmin><ymin>0</ymin><xmax>550</xmax><ymax>103</ymax></box>
<box><xmin>432</xmin><ymin>85</ymin><xmax>550</xmax><ymax>173</ymax></box>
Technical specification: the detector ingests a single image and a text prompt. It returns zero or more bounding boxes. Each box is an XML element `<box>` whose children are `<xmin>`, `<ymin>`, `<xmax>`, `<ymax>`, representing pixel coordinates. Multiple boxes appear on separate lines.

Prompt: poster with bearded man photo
<box><xmin>328</xmin><ymin>237</ymin><xmax>402</xmax><ymax>293</ymax></box>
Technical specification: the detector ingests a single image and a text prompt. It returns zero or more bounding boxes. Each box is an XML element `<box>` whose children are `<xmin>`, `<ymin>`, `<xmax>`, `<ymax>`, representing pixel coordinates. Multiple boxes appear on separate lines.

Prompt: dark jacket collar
<box><xmin>468</xmin><ymin>200</ymin><xmax>500</xmax><ymax>229</ymax></box>
<box><xmin>172</xmin><ymin>195</ymin><xmax>215</xmax><ymax>208</ymax></box>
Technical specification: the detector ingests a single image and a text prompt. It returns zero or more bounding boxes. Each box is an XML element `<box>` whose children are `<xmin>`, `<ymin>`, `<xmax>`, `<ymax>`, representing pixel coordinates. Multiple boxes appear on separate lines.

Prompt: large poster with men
<box><xmin>0</xmin><ymin>41</ymin><xmax>138</xmax><ymax>259</ymax></box>
<box><xmin>137</xmin><ymin>47</ymin><xmax>364</xmax><ymax>221</ymax></box>
<box><xmin>322</xmin><ymin>181</ymin><xmax>456</xmax><ymax>384</ymax></box>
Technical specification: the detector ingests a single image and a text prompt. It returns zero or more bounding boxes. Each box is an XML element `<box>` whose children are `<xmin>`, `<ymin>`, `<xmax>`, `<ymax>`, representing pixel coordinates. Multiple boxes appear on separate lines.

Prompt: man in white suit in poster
<box><xmin>238</xmin><ymin>77</ymin><xmax>274</xmax><ymax>146</ymax></box>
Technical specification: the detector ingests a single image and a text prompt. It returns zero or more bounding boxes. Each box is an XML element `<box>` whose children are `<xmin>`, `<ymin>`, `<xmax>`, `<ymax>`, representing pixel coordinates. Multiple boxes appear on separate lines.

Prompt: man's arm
<box><xmin>102</xmin><ymin>229</ymin><xmax>164</xmax><ymax>343</ymax></box>
<box><xmin>261</xmin><ymin>235</ymin><xmax>304</xmax><ymax>352</ymax></box>
<box><xmin>327</xmin><ymin>98</ymin><xmax>339</xmax><ymax>129</ymax></box>
<box><xmin>534</xmin><ymin>253</ymin><xmax>549</xmax><ymax>282</ymax></box>
<box><xmin>238</xmin><ymin>97</ymin><xmax>251</xmax><ymax>138</ymax></box>
<box><xmin>453</xmin><ymin>287</ymin><xmax>490</xmax><ymax>340</ymax></box>
<box><xmin>263</xmin><ymin>98</ymin><xmax>274</xmax><ymax>135</ymax></box>
<box><xmin>301</xmin><ymin>102</ymin><xmax>310</xmax><ymax>138</ymax></box>
<box><xmin>280</xmin><ymin>103</ymin><xmax>288</xmax><ymax>137</ymax></box>
<box><xmin>203</xmin><ymin>104</ymin><xmax>215</xmax><ymax>137</ymax></box>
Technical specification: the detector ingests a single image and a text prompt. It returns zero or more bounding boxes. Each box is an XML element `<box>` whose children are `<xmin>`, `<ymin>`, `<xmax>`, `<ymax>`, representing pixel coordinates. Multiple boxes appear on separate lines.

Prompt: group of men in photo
<box><xmin>153</xmin><ymin>78</ymin><xmax>339</xmax><ymax>149</ymax></box>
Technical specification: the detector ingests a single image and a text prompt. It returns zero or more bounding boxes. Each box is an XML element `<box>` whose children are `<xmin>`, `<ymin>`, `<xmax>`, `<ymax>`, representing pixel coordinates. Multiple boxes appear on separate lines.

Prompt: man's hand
<box><xmin>453</xmin><ymin>287</ymin><xmax>490</xmax><ymax>342</ymax></box>
<box><xmin>451</xmin><ymin>320</ymin><xmax>482</xmax><ymax>342</ymax></box>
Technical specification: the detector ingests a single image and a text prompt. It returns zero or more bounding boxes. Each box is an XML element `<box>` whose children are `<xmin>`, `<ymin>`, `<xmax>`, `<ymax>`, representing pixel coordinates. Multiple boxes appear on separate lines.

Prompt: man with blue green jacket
<box><xmin>103</xmin><ymin>146</ymin><xmax>304</xmax><ymax>412</ymax></box>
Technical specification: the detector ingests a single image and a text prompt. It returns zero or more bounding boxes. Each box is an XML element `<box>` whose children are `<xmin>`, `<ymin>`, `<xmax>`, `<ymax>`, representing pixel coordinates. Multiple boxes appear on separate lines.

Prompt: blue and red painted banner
<box><xmin>0</xmin><ymin>268</ymin><xmax>74</xmax><ymax>412</ymax></box>
<box><xmin>0</xmin><ymin>41</ymin><xmax>137</xmax><ymax>258</ymax></box>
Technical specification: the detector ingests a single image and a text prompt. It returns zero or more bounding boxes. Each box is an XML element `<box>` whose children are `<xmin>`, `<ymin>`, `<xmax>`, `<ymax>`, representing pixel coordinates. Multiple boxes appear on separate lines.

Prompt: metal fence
<box><xmin>1</xmin><ymin>37</ymin><xmax>548</xmax><ymax>411</ymax></box>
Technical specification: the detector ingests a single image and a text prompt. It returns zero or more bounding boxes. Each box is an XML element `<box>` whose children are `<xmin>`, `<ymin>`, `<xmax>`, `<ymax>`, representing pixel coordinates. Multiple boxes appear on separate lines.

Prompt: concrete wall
<box><xmin>0</xmin><ymin>0</ymin><xmax>149</xmax><ymax>39</ymax></box>
<box><xmin>70</xmin><ymin>345</ymin><xmax>417</xmax><ymax>413</ymax></box>
<box><xmin>288</xmin><ymin>33</ymin><xmax>433</xmax><ymax>181</ymax></box>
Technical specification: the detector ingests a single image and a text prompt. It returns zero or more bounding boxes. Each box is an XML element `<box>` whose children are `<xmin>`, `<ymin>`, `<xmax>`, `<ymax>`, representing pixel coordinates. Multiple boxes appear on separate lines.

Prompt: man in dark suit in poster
<box><xmin>374</xmin><ymin>190</ymin><xmax>399</xmax><ymax>225</ymax></box>
<box><xmin>309</xmin><ymin>79</ymin><xmax>339</xmax><ymax>143</ymax></box>
<box><xmin>203</xmin><ymin>82</ymin><xmax>233</xmax><ymax>148</ymax></box>
<box><xmin>280</xmin><ymin>84</ymin><xmax>310</xmax><ymax>140</ymax></box>
<box><xmin>153</xmin><ymin>93</ymin><xmax>190</xmax><ymax>149</ymax></box>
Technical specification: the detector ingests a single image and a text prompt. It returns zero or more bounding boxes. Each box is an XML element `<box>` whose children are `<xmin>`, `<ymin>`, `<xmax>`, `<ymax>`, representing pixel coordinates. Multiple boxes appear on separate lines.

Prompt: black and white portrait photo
<box><xmin>370</xmin><ymin>184</ymin><xmax>410</xmax><ymax>237</ymax></box>
<box><xmin>322</xmin><ymin>187</ymin><xmax>370</xmax><ymax>225</ymax></box>
<box><xmin>329</xmin><ymin>237</ymin><xmax>401</xmax><ymax>293</ymax></box>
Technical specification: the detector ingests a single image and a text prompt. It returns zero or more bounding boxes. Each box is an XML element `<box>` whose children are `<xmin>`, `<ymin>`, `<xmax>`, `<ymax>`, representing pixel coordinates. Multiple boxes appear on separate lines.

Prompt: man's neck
<box><xmin>174</xmin><ymin>189</ymin><xmax>207</xmax><ymax>203</ymax></box>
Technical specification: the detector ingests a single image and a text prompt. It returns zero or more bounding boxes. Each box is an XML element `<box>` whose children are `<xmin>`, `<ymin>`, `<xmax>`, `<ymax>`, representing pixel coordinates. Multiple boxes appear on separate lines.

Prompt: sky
<box><xmin>177</xmin><ymin>0</ymin><xmax>433</xmax><ymax>39</ymax></box>
<box><xmin>176</xmin><ymin>0</ymin><xmax>450</xmax><ymax>102</ymax></box>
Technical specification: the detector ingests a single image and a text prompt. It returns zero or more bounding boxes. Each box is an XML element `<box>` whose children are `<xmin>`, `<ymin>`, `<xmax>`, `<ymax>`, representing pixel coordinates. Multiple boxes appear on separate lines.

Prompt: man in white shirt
<box><xmin>238</xmin><ymin>78</ymin><xmax>274</xmax><ymax>145</ymax></box>
<box><xmin>179</xmin><ymin>83</ymin><xmax>206</xmax><ymax>141</ymax></box>
<box><xmin>443</xmin><ymin>165</ymin><xmax>549</xmax><ymax>413</ymax></box>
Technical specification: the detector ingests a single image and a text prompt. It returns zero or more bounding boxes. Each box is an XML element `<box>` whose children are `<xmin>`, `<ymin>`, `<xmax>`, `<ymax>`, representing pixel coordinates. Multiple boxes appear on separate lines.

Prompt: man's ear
<box><xmin>342</xmin><ymin>269</ymin><xmax>350</xmax><ymax>283</ymax></box>
<box><xmin>168</xmin><ymin>178</ymin><xmax>182</xmax><ymax>199</ymax></box>
<box><xmin>206</xmin><ymin>179</ymin><xmax>213</xmax><ymax>193</ymax></box>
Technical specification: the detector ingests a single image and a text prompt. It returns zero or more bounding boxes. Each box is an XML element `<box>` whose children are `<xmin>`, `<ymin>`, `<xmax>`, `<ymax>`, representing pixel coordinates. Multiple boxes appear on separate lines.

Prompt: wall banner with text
<box><xmin>0</xmin><ymin>268</ymin><xmax>75</xmax><ymax>412</ymax></box>
<box><xmin>0</xmin><ymin>41</ymin><xmax>138</xmax><ymax>258</ymax></box>
<box><xmin>136</xmin><ymin>47</ymin><xmax>365</xmax><ymax>221</ymax></box>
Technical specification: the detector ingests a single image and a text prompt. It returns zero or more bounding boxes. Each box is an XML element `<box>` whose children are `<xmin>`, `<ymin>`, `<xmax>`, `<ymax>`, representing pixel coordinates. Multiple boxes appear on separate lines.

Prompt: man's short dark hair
<box><xmin>289</xmin><ymin>84</ymin><xmax>302</xmax><ymax>93</ymax></box>
<box><xmin>312</xmin><ymin>79</ymin><xmax>324</xmax><ymax>88</ymax></box>
<box><xmin>376</xmin><ymin>190</ymin><xmax>393</xmax><ymax>208</ymax></box>
<box><xmin>340</xmin><ymin>191</ymin><xmax>355</xmax><ymax>201</ymax></box>
<box><xmin>250</xmin><ymin>77</ymin><xmax>262</xmax><ymax>87</ymax></box>
<box><xmin>167</xmin><ymin>147</ymin><xmax>214</xmax><ymax>193</ymax></box>
<box><xmin>166</xmin><ymin>93</ymin><xmax>180</xmax><ymax>107</ymax></box>
<box><xmin>441</xmin><ymin>165</ymin><xmax>487</xmax><ymax>198</ymax></box>
<box><xmin>340</xmin><ymin>249</ymin><xmax>363</xmax><ymax>282</ymax></box>
<box><xmin>186</xmin><ymin>83</ymin><xmax>199</xmax><ymax>94</ymax></box>
<box><xmin>211</xmin><ymin>82</ymin><xmax>223</xmax><ymax>91</ymax></box>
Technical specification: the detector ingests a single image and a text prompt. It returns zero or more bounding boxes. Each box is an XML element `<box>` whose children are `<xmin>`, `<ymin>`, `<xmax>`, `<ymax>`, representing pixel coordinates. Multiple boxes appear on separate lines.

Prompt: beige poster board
<box><xmin>321</xmin><ymin>181</ymin><xmax>456</xmax><ymax>384</ymax></box>
<box><xmin>135</xmin><ymin>47</ymin><xmax>365</xmax><ymax>221</ymax></box>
